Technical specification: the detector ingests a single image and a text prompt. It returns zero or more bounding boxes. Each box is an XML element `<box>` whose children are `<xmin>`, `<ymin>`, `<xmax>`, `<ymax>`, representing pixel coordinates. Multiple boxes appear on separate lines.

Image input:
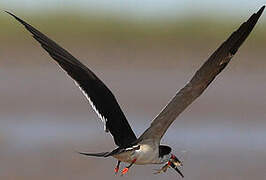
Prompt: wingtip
<box><xmin>4</xmin><ymin>10</ymin><xmax>14</xmax><ymax>17</ymax></box>
<box><xmin>257</xmin><ymin>5</ymin><xmax>265</xmax><ymax>15</ymax></box>
<box><xmin>4</xmin><ymin>10</ymin><xmax>25</xmax><ymax>25</ymax></box>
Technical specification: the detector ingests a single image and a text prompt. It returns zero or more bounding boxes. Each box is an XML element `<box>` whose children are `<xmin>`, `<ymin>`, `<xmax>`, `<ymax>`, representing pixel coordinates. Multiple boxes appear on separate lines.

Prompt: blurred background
<box><xmin>0</xmin><ymin>1</ymin><xmax>266</xmax><ymax>180</ymax></box>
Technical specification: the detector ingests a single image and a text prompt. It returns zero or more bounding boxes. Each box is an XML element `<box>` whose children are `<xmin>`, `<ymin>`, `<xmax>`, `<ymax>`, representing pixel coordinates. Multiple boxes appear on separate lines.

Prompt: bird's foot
<box><xmin>121</xmin><ymin>167</ymin><xmax>129</xmax><ymax>176</ymax></box>
<box><xmin>120</xmin><ymin>158</ymin><xmax>136</xmax><ymax>176</ymax></box>
<box><xmin>114</xmin><ymin>167</ymin><xmax>119</xmax><ymax>174</ymax></box>
<box><xmin>114</xmin><ymin>160</ymin><xmax>121</xmax><ymax>175</ymax></box>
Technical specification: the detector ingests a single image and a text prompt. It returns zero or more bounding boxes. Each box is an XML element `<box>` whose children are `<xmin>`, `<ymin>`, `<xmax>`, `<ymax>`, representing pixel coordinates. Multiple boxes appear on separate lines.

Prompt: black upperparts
<box><xmin>6</xmin><ymin>11</ymin><xmax>138</xmax><ymax>148</ymax></box>
<box><xmin>159</xmin><ymin>145</ymin><xmax>172</xmax><ymax>158</ymax></box>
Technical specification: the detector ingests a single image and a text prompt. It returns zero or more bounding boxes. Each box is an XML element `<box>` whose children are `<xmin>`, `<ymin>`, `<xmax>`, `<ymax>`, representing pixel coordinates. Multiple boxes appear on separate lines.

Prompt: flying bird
<box><xmin>6</xmin><ymin>6</ymin><xmax>265</xmax><ymax>178</ymax></box>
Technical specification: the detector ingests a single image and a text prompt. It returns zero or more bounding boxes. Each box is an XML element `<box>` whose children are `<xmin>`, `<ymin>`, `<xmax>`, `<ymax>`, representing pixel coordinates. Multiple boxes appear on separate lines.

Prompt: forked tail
<box><xmin>78</xmin><ymin>147</ymin><xmax>124</xmax><ymax>158</ymax></box>
<box><xmin>78</xmin><ymin>151</ymin><xmax>111</xmax><ymax>157</ymax></box>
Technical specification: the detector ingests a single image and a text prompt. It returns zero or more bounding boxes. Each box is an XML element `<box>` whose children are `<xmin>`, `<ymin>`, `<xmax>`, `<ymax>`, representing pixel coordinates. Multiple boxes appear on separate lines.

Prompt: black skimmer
<box><xmin>6</xmin><ymin>6</ymin><xmax>264</xmax><ymax>178</ymax></box>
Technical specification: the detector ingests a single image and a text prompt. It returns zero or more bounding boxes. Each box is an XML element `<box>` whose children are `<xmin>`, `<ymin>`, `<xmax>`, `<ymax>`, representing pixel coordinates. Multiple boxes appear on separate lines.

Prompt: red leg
<box><xmin>114</xmin><ymin>160</ymin><xmax>121</xmax><ymax>174</ymax></box>
<box><xmin>121</xmin><ymin>159</ymin><xmax>136</xmax><ymax>175</ymax></box>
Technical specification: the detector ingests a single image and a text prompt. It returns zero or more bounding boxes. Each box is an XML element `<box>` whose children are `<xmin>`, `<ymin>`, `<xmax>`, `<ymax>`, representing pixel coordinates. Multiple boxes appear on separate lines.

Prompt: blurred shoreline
<box><xmin>1</xmin><ymin>13</ymin><xmax>266</xmax><ymax>42</ymax></box>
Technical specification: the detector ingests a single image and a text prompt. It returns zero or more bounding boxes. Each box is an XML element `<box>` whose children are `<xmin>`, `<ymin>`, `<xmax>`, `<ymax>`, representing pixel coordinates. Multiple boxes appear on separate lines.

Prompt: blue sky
<box><xmin>1</xmin><ymin>0</ymin><xmax>265</xmax><ymax>18</ymax></box>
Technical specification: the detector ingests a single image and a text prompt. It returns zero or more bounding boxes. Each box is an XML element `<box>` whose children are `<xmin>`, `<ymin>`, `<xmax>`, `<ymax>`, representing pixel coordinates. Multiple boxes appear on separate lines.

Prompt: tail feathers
<box><xmin>78</xmin><ymin>151</ymin><xmax>110</xmax><ymax>157</ymax></box>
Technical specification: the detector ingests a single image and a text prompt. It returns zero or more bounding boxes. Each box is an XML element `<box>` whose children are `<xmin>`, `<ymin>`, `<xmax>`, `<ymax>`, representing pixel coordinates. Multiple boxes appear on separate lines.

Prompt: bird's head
<box><xmin>168</xmin><ymin>154</ymin><xmax>184</xmax><ymax>178</ymax></box>
<box><xmin>158</xmin><ymin>145</ymin><xmax>184</xmax><ymax>177</ymax></box>
<box><xmin>169</xmin><ymin>154</ymin><xmax>183</xmax><ymax>167</ymax></box>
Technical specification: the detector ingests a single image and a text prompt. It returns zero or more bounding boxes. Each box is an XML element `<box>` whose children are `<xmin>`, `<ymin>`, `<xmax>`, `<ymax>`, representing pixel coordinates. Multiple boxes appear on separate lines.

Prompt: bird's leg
<box><xmin>121</xmin><ymin>158</ymin><xmax>136</xmax><ymax>176</ymax></box>
<box><xmin>114</xmin><ymin>160</ymin><xmax>121</xmax><ymax>174</ymax></box>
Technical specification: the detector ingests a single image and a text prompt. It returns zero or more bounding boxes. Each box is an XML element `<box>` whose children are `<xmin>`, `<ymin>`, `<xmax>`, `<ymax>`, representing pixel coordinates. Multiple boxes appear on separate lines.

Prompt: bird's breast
<box><xmin>134</xmin><ymin>144</ymin><xmax>158</xmax><ymax>164</ymax></box>
<box><xmin>113</xmin><ymin>143</ymin><xmax>161</xmax><ymax>165</ymax></box>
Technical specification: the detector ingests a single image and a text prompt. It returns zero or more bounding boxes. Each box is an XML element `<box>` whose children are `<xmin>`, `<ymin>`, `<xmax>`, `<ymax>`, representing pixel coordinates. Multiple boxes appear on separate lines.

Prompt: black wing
<box><xmin>6</xmin><ymin>12</ymin><xmax>137</xmax><ymax>148</ymax></box>
<box><xmin>138</xmin><ymin>6</ymin><xmax>265</xmax><ymax>141</ymax></box>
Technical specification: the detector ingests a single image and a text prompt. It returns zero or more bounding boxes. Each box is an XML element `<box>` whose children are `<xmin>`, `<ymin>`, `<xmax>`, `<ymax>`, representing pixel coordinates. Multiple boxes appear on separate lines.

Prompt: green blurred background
<box><xmin>0</xmin><ymin>1</ymin><xmax>266</xmax><ymax>180</ymax></box>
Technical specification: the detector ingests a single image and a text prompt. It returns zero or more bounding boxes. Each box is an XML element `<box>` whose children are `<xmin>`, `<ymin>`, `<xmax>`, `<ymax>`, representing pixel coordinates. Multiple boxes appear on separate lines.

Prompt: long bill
<box><xmin>169</xmin><ymin>162</ymin><xmax>184</xmax><ymax>178</ymax></box>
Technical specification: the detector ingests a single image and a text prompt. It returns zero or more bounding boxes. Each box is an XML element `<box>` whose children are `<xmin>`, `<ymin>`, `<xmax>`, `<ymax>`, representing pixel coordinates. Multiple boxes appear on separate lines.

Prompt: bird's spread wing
<box><xmin>6</xmin><ymin>12</ymin><xmax>137</xmax><ymax>148</ymax></box>
<box><xmin>138</xmin><ymin>6</ymin><xmax>265</xmax><ymax>142</ymax></box>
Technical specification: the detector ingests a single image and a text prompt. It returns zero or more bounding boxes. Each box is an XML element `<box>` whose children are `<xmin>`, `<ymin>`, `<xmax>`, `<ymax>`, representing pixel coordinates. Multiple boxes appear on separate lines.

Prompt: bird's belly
<box><xmin>113</xmin><ymin>144</ymin><xmax>160</xmax><ymax>165</ymax></box>
<box><xmin>113</xmin><ymin>151</ymin><xmax>133</xmax><ymax>163</ymax></box>
<box><xmin>134</xmin><ymin>150</ymin><xmax>158</xmax><ymax>165</ymax></box>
